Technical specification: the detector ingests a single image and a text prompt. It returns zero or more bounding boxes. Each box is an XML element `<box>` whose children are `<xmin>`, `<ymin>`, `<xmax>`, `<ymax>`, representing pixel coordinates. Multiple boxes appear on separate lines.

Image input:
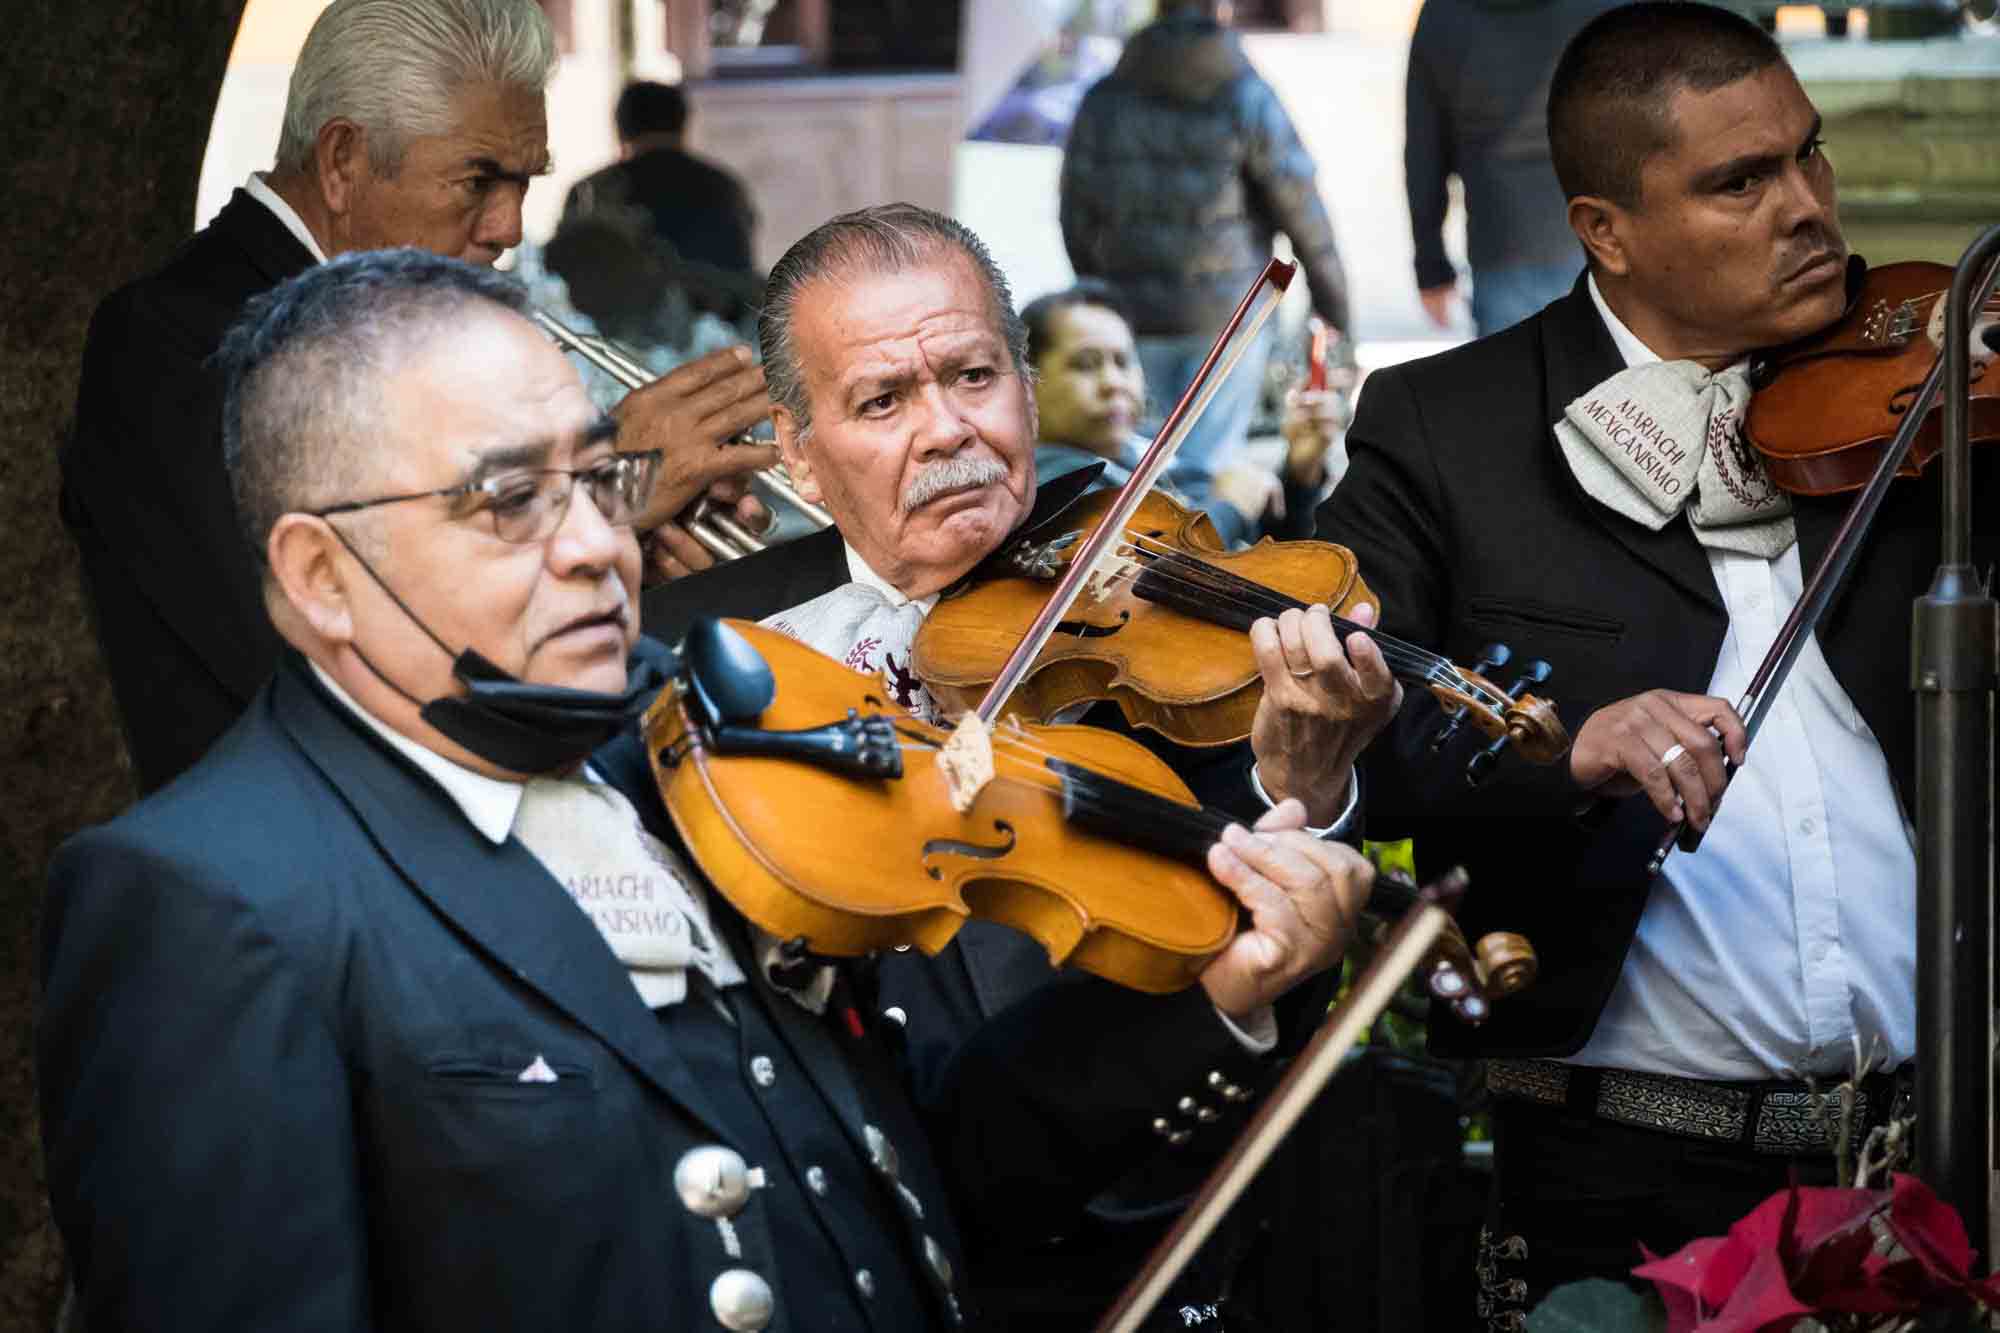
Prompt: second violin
<box><xmin>912</xmin><ymin>485</ymin><xmax>1572</xmax><ymax>781</ymax></box>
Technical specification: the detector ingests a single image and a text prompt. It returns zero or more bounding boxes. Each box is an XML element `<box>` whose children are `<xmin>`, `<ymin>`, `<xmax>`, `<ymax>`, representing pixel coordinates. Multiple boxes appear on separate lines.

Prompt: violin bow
<box><xmin>1645</xmin><ymin>248</ymin><xmax>2000</xmax><ymax>874</ymax></box>
<box><xmin>1091</xmin><ymin>876</ymin><xmax>1465</xmax><ymax>1333</ymax></box>
<box><xmin>970</xmin><ymin>260</ymin><xmax>1296</xmax><ymax>726</ymax></box>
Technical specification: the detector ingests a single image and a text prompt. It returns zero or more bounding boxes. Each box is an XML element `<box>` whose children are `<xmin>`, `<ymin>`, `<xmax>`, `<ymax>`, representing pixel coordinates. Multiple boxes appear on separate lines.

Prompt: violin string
<box><xmin>878</xmin><ymin>709</ymin><xmax>1237</xmax><ymax>820</ymax></box>
<box><xmin>1098</xmin><ymin>528</ymin><xmax>1507</xmax><ymax>706</ymax></box>
<box><xmin>1110</xmin><ymin>528</ymin><xmax>1449</xmax><ymax>663</ymax></box>
<box><xmin>878</xmin><ymin>716</ymin><xmax>1239</xmax><ymax>841</ymax></box>
<box><xmin>930</xmin><ymin>528</ymin><xmax>1509</xmax><ymax>712</ymax></box>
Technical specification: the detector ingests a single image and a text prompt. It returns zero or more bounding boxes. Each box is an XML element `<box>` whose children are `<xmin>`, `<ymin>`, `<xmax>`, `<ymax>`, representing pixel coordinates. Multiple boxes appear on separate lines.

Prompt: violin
<box><xmin>906</xmin><ymin>256</ymin><xmax>1568</xmax><ymax>783</ymax></box>
<box><xmin>1635</xmin><ymin>254</ymin><xmax>1999</xmax><ymax>871</ymax></box>
<box><xmin>646</xmin><ymin>617</ymin><xmax>1535</xmax><ymax>1014</ymax></box>
<box><xmin>912</xmin><ymin>485</ymin><xmax>1572</xmax><ymax>779</ymax></box>
<box><xmin>1746</xmin><ymin>259</ymin><xmax>2000</xmax><ymax>494</ymax></box>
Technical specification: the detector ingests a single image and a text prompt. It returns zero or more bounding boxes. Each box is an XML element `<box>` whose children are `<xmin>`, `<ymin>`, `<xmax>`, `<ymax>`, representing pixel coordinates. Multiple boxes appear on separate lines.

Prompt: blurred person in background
<box><xmin>1025</xmin><ymin>280</ymin><xmax>1350</xmax><ymax>546</ymax></box>
<box><xmin>557</xmin><ymin>80</ymin><xmax>762</xmax><ymax>325</ymax></box>
<box><xmin>1405</xmin><ymin>0</ymin><xmax>1621</xmax><ymax>336</ymax></box>
<box><xmin>1060</xmin><ymin>0</ymin><xmax>1350</xmax><ymax>506</ymax></box>
<box><xmin>62</xmin><ymin>0</ymin><xmax>770</xmax><ymax>795</ymax></box>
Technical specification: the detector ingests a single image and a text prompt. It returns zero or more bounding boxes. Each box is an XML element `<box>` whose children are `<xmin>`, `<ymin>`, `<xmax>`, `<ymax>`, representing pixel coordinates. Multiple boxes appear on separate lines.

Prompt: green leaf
<box><xmin>1525</xmin><ymin>1279</ymin><xmax>1669</xmax><ymax>1333</ymax></box>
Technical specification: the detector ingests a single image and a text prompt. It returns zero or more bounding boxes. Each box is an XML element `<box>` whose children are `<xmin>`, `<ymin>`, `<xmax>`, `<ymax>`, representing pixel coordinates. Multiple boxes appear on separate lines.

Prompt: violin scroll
<box><xmin>1473</xmin><ymin>930</ymin><xmax>1538</xmax><ymax>997</ymax></box>
<box><xmin>1426</xmin><ymin>650</ymin><xmax>1572</xmax><ymax>786</ymax></box>
<box><xmin>1366</xmin><ymin>863</ymin><xmax>1536</xmax><ymax>1025</ymax></box>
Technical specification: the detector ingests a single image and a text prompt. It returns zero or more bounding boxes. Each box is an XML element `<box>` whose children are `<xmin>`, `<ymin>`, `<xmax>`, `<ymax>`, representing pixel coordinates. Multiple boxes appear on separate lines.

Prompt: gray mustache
<box><xmin>901</xmin><ymin>456</ymin><xmax>1009</xmax><ymax>513</ymax></box>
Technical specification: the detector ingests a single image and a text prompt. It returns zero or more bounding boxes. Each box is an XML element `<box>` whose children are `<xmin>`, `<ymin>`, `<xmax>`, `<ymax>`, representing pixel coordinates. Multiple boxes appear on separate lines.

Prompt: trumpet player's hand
<box><xmin>616</xmin><ymin>345</ymin><xmax>778</xmax><ymax>526</ymax></box>
<box><xmin>701</xmin><ymin>473</ymin><xmax>773</xmax><ymax>538</ymax></box>
<box><xmin>641</xmin><ymin>520</ymin><xmax>717</xmax><ymax>582</ymax></box>
<box><xmin>637</xmin><ymin>478</ymin><xmax>776</xmax><ymax>584</ymax></box>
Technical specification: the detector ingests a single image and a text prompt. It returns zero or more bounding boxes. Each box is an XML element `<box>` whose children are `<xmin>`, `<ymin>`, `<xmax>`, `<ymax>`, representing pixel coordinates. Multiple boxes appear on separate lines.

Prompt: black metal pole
<box><xmin>1913</xmin><ymin>223</ymin><xmax>2000</xmax><ymax>1266</ymax></box>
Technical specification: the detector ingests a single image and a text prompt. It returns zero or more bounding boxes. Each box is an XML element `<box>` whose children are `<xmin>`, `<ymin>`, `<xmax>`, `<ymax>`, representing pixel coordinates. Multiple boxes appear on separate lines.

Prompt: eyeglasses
<box><xmin>310</xmin><ymin>450</ymin><xmax>664</xmax><ymax>544</ymax></box>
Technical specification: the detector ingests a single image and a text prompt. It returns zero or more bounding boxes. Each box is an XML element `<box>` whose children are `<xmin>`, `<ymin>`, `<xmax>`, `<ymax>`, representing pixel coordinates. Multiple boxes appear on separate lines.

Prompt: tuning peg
<box><xmin>1431</xmin><ymin>642</ymin><xmax>1513</xmax><ymax>754</ymax></box>
<box><xmin>1465</xmin><ymin>660</ymin><xmax>1553</xmax><ymax>787</ymax></box>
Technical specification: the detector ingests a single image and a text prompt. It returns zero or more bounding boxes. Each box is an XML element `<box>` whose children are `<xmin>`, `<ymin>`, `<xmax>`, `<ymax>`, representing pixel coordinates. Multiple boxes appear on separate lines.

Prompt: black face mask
<box><xmin>416</xmin><ymin>647</ymin><xmax>669</xmax><ymax>776</ymax></box>
<box><xmin>328</xmin><ymin>528</ymin><xmax>665</xmax><ymax>774</ymax></box>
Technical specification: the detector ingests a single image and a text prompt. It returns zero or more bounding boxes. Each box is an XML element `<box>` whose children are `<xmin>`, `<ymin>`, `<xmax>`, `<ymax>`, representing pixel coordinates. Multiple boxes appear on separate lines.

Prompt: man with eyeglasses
<box><xmin>38</xmin><ymin>248</ymin><xmax>1373</xmax><ymax>1332</ymax></box>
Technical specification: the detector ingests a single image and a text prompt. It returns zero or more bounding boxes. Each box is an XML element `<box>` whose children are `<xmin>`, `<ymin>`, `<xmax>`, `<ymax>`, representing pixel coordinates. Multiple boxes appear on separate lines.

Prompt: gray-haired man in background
<box><xmin>63</xmin><ymin>0</ymin><xmax>769</xmax><ymax>796</ymax></box>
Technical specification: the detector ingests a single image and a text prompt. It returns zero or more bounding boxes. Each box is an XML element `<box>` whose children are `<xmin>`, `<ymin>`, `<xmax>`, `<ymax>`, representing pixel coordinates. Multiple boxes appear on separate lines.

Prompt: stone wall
<box><xmin>1793</xmin><ymin>35</ymin><xmax>2000</xmax><ymax>264</ymax></box>
<box><xmin>0</xmin><ymin>4</ymin><xmax>246</xmax><ymax>1327</ymax></box>
<box><xmin>686</xmin><ymin>73</ymin><xmax>962</xmax><ymax>272</ymax></box>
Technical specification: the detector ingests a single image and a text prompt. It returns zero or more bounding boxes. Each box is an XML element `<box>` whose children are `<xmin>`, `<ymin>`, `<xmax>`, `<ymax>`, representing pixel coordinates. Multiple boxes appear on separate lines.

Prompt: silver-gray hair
<box><xmin>275</xmin><ymin>0</ymin><xmax>558</xmax><ymax>177</ymax></box>
<box><xmin>758</xmin><ymin>202</ymin><xmax>1031</xmax><ymax>441</ymax></box>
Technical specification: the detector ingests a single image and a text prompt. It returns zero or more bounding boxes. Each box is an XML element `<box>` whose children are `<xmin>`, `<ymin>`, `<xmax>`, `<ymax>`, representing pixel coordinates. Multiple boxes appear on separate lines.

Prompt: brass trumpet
<box><xmin>531</xmin><ymin>308</ymin><xmax>833</xmax><ymax>561</ymax></box>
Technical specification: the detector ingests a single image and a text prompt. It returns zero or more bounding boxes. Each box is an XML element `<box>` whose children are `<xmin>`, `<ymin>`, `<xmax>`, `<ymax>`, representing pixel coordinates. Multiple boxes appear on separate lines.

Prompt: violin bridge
<box><xmin>1083</xmin><ymin>549</ymin><xmax>1140</xmax><ymax>603</ymax></box>
<box><xmin>936</xmin><ymin>712</ymin><xmax>997</xmax><ymax>813</ymax></box>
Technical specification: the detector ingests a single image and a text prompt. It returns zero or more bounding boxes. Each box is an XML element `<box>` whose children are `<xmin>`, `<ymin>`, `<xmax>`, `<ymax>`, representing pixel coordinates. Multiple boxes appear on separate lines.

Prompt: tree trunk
<box><xmin>0</xmin><ymin>3</ymin><xmax>246</xmax><ymax>1325</ymax></box>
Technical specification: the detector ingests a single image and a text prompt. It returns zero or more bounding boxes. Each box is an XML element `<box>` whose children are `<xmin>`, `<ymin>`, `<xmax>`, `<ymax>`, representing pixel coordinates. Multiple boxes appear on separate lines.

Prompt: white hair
<box><xmin>275</xmin><ymin>0</ymin><xmax>558</xmax><ymax>177</ymax></box>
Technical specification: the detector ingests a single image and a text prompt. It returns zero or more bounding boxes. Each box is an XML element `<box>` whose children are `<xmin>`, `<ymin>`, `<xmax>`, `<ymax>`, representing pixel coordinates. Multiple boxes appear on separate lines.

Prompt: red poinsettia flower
<box><xmin>1878</xmin><ymin>1173</ymin><xmax>2000</xmax><ymax>1307</ymax></box>
<box><xmin>1633</xmin><ymin>1174</ymin><xmax>1997</xmax><ymax>1331</ymax></box>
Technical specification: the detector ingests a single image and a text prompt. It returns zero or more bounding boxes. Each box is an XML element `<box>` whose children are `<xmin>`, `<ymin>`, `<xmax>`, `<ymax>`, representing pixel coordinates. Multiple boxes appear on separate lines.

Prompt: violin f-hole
<box><xmin>1055</xmin><ymin>611</ymin><xmax>1130</xmax><ymax>640</ymax></box>
<box><xmin>1887</xmin><ymin>382</ymin><xmax>1921</xmax><ymax>417</ymax></box>
<box><xmin>922</xmin><ymin>820</ymin><xmax>1018</xmax><ymax>879</ymax></box>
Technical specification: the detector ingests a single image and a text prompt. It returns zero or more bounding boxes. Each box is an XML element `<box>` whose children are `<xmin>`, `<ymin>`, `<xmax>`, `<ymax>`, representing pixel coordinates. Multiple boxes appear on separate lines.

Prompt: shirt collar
<box><xmin>841</xmin><ymin>541</ymin><xmax>940</xmax><ymax>614</ymax></box>
<box><xmin>245</xmin><ymin>171</ymin><xmax>329</xmax><ymax>263</ymax></box>
<box><xmin>308</xmin><ymin>661</ymin><xmax>525</xmax><ymax>844</ymax></box>
<box><xmin>1587</xmin><ymin>272</ymin><xmax>1660</xmax><ymax>371</ymax></box>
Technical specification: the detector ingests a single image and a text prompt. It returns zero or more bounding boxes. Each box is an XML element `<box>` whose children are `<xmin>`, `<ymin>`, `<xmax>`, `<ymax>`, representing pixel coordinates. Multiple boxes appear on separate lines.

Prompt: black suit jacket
<box><xmin>1319</xmin><ymin>275</ymin><xmax>1997</xmax><ymax>1057</ymax></box>
<box><xmin>63</xmin><ymin>189</ymin><xmax>317</xmax><ymax>794</ymax></box>
<box><xmin>40</xmin><ymin>646</ymin><xmax>1271</xmax><ymax>1331</ymax></box>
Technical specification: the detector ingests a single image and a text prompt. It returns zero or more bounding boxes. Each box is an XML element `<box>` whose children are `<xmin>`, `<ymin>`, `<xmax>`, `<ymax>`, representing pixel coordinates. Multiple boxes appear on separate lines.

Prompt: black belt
<box><xmin>1488</xmin><ymin>1058</ymin><xmax>1913</xmax><ymax>1155</ymax></box>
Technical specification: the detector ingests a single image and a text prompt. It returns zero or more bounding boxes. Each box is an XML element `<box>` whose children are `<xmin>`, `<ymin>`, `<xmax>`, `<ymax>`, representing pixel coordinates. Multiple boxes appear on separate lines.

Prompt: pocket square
<box><xmin>516</xmin><ymin>1054</ymin><xmax>559</xmax><ymax>1084</ymax></box>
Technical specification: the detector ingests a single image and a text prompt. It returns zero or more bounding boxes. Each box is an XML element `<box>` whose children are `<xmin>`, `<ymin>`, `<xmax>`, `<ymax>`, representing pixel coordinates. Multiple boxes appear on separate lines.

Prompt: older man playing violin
<box><xmin>642</xmin><ymin>203</ymin><xmax>1393</xmax><ymax>826</ymax></box>
<box><xmin>641</xmin><ymin>202</ymin><xmax>1406</xmax><ymax>1326</ymax></box>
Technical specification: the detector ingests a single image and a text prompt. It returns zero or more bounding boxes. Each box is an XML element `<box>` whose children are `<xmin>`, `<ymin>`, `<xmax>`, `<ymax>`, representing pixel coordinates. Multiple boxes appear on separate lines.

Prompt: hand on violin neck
<box><xmin>1569</xmin><ymin>688</ymin><xmax>1747</xmax><ymax>830</ymax></box>
<box><xmin>1248</xmin><ymin>602</ymin><xmax>1402</xmax><ymax>826</ymax></box>
<box><xmin>1198</xmin><ymin>800</ymin><xmax>1371</xmax><ymax>1021</ymax></box>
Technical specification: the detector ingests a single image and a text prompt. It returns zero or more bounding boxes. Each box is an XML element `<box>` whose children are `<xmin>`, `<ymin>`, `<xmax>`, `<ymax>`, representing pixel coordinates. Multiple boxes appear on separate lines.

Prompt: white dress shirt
<box><xmin>244</xmin><ymin>172</ymin><xmax>328</xmax><ymax>263</ymax></box>
<box><xmin>1566</xmin><ymin>277</ymin><xmax>1917</xmax><ymax>1081</ymax></box>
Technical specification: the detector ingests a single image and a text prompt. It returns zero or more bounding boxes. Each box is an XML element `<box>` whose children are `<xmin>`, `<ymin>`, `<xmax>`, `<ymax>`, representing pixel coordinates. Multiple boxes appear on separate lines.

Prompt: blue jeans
<box><xmin>1136</xmin><ymin>322</ymin><xmax>1275</xmax><ymax>490</ymax></box>
<box><xmin>1471</xmin><ymin>262</ymin><xmax>1582</xmax><ymax>337</ymax></box>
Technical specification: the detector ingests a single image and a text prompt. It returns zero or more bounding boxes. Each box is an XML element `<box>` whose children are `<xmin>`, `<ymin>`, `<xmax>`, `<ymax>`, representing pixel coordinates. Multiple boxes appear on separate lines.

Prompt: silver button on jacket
<box><xmin>709</xmin><ymin>1269</ymin><xmax>775</xmax><ymax>1331</ymax></box>
<box><xmin>674</xmin><ymin>1146</ymin><xmax>751</xmax><ymax>1218</ymax></box>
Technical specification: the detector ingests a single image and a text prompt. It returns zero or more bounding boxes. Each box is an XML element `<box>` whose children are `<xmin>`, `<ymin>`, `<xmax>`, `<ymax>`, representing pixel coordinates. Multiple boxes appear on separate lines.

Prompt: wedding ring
<box><xmin>1289</xmin><ymin>666</ymin><xmax>1315</xmax><ymax>678</ymax></box>
<box><xmin>1659</xmin><ymin>743</ymin><xmax>1688</xmax><ymax>767</ymax></box>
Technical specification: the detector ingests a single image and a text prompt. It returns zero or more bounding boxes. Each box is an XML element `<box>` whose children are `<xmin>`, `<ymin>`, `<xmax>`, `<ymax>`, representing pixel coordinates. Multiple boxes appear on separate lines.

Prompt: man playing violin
<box><xmin>1303</xmin><ymin>2</ymin><xmax>1998</xmax><ymax>1321</ymax></box>
<box><xmin>39</xmin><ymin>246</ymin><xmax>1377</xmax><ymax>1333</ymax></box>
<box><xmin>642</xmin><ymin>202</ymin><xmax>1404</xmax><ymax>1325</ymax></box>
